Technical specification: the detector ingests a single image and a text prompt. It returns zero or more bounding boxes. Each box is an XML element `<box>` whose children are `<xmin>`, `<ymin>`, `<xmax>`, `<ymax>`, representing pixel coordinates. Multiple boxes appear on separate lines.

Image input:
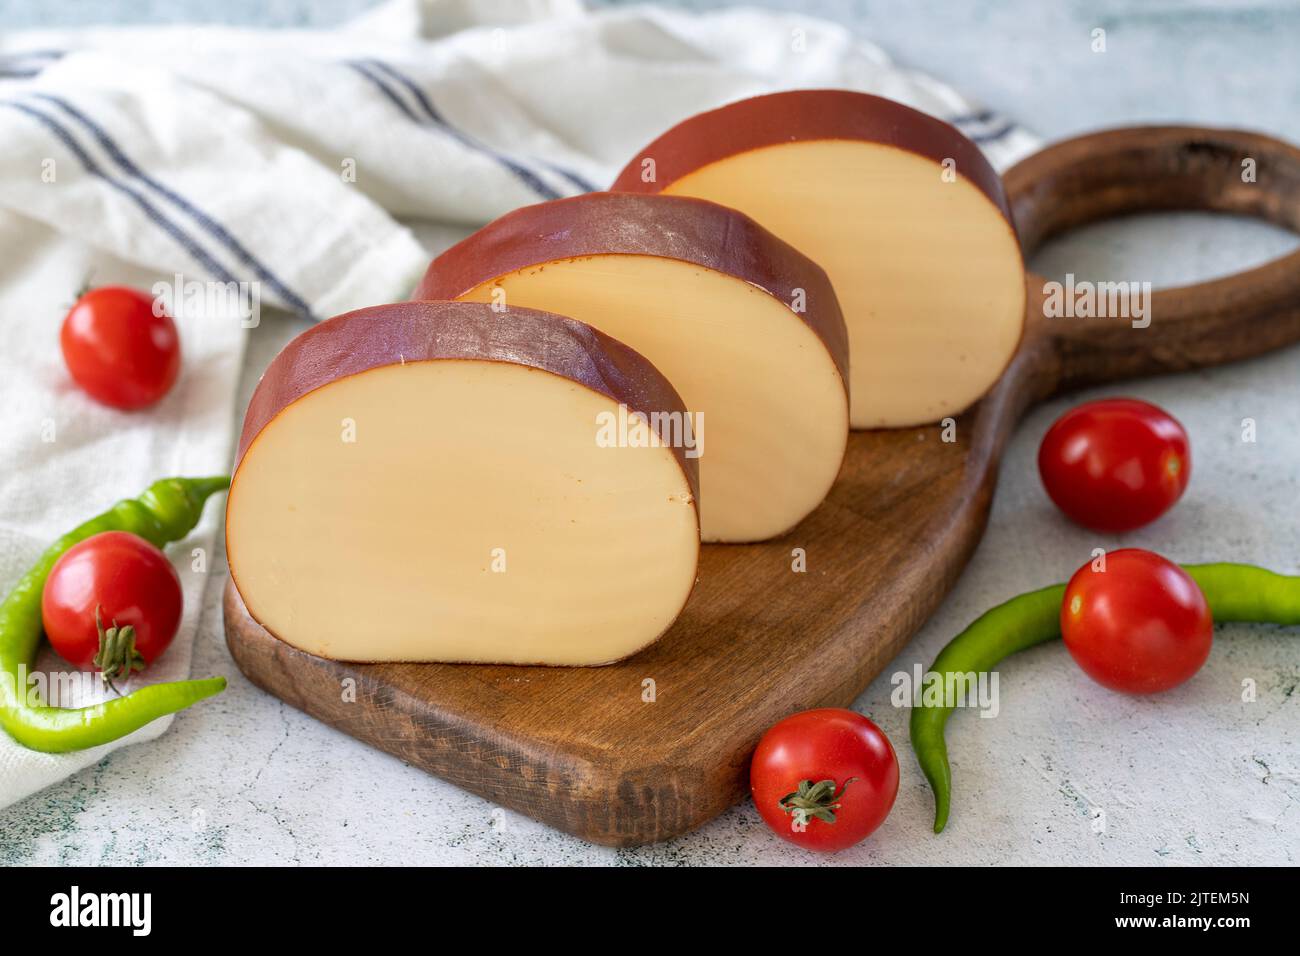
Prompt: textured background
<box><xmin>2</xmin><ymin>0</ymin><xmax>1298</xmax><ymax>865</ymax></box>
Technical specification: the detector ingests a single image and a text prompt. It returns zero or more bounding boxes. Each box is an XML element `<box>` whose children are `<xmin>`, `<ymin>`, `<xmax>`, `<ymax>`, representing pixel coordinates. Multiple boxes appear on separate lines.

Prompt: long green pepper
<box><xmin>910</xmin><ymin>563</ymin><xmax>1300</xmax><ymax>834</ymax></box>
<box><xmin>0</xmin><ymin>476</ymin><xmax>230</xmax><ymax>753</ymax></box>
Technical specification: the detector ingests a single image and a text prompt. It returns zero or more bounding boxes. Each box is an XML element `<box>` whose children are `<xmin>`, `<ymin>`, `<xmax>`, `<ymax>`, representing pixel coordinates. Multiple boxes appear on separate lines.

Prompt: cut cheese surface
<box><xmin>611</xmin><ymin>90</ymin><xmax>1026</xmax><ymax>429</ymax></box>
<box><xmin>416</xmin><ymin>192</ymin><xmax>849</xmax><ymax>543</ymax></box>
<box><xmin>227</xmin><ymin>303</ymin><xmax>700</xmax><ymax>666</ymax></box>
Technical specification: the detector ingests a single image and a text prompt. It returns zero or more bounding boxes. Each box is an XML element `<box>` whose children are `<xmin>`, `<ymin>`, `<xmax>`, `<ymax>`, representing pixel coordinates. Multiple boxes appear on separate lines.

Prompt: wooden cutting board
<box><xmin>225</xmin><ymin>126</ymin><xmax>1300</xmax><ymax>846</ymax></box>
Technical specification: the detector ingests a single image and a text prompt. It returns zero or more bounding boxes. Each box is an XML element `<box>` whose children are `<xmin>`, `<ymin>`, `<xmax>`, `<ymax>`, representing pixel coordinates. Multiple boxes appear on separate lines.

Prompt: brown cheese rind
<box><xmin>232</xmin><ymin>301</ymin><xmax>701</xmax><ymax>510</ymax></box>
<box><xmin>609</xmin><ymin>89</ymin><xmax>1015</xmax><ymax>231</ymax></box>
<box><xmin>413</xmin><ymin>192</ymin><xmax>850</xmax><ymax>392</ymax></box>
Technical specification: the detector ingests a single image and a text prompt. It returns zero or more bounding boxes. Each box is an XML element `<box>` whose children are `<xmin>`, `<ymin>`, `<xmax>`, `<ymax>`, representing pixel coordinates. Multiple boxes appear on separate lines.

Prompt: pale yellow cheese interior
<box><xmin>228</xmin><ymin>360</ymin><xmax>699</xmax><ymax>665</ymax></box>
<box><xmin>662</xmin><ymin>140</ymin><xmax>1026</xmax><ymax>428</ymax></box>
<box><xmin>458</xmin><ymin>255</ymin><xmax>849</xmax><ymax>542</ymax></box>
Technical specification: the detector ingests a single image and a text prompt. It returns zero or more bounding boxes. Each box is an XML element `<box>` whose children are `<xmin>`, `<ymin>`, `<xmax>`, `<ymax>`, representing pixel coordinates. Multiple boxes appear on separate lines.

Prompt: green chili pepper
<box><xmin>910</xmin><ymin>562</ymin><xmax>1300</xmax><ymax>834</ymax></box>
<box><xmin>0</xmin><ymin>476</ymin><xmax>230</xmax><ymax>753</ymax></box>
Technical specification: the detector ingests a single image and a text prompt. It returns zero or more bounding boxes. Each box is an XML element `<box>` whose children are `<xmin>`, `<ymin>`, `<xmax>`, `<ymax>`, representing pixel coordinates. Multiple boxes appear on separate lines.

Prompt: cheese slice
<box><xmin>611</xmin><ymin>89</ymin><xmax>1026</xmax><ymax>429</ymax></box>
<box><xmin>226</xmin><ymin>302</ymin><xmax>700</xmax><ymax>665</ymax></box>
<box><xmin>416</xmin><ymin>192</ymin><xmax>849</xmax><ymax>543</ymax></box>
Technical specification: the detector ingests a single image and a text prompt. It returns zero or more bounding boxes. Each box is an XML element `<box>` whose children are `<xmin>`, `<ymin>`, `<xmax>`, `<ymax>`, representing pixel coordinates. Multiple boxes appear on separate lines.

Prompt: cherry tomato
<box><xmin>1061</xmin><ymin>548</ymin><xmax>1212</xmax><ymax>694</ymax></box>
<box><xmin>42</xmin><ymin>531</ymin><xmax>183</xmax><ymax>681</ymax></box>
<box><xmin>60</xmin><ymin>286</ymin><xmax>181</xmax><ymax>410</ymax></box>
<box><xmin>1038</xmin><ymin>398</ymin><xmax>1190</xmax><ymax>532</ymax></box>
<box><xmin>750</xmin><ymin>708</ymin><xmax>898</xmax><ymax>853</ymax></box>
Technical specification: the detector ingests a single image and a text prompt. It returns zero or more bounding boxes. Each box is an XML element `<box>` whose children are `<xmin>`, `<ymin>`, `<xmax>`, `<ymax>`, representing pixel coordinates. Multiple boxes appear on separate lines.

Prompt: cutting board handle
<box><xmin>1004</xmin><ymin>126</ymin><xmax>1300</xmax><ymax>401</ymax></box>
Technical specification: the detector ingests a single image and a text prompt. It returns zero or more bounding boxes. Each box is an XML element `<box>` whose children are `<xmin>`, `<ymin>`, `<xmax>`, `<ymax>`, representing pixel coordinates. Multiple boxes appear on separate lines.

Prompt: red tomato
<box><xmin>60</xmin><ymin>286</ymin><xmax>181</xmax><ymax>410</ymax></box>
<box><xmin>1038</xmin><ymin>398</ymin><xmax>1190</xmax><ymax>532</ymax></box>
<box><xmin>1061</xmin><ymin>548</ymin><xmax>1212</xmax><ymax>694</ymax></box>
<box><xmin>42</xmin><ymin>531</ymin><xmax>183</xmax><ymax>681</ymax></box>
<box><xmin>750</xmin><ymin>708</ymin><xmax>898</xmax><ymax>853</ymax></box>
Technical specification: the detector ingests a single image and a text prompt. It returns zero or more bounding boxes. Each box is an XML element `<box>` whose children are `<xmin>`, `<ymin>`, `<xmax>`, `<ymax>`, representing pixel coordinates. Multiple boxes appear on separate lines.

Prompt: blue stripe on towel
<box><xmin>371</xmin><ymin>59</ymin><xmax>598</xmax><ymax>194</ymax></box>
<box><xmin>537</xmin><ymin>162</ymin><xmax>598</xmax><ymax>195</ymax></box>
<box><xmin>2</xmin><ymin>99</ymin><xmax>243</xmax><ymax>288</ymax></box>
<box><xmin>949</xmin><ymin>108</ymin><xmax>1017</xmax><ymax>146</ymax></box>
<box><xmin>345</xmin><ymin>60</ymin><xmax>422</xmax><ymax>123</ymax></box>
<box><xmin>0</xmin><ymin>50</ymin><xmax>65</xmax><ymax>80</ymax></box>
<box><xmin>350</xmin><ymin>58</ymin><xmax>580</xmax><ymax>199</ymax></box>
<box><xmin>948</xmin><ymin>109</ymin><xmax>996</xmax><ymax>126</ymax></box>
<box><xmin>31</xmin><ymin>92</ymin><xmax>316</xmax><ymax>319</ymax></box>
<box><xmin>366</xmin><ymin>60</ymin><xmax>598</xmax><ymax>193</ymax></box>
<box><xmin>0</xmin><ymin>49</ymin><xmax>65</xmax><ymax>62</ymax></box>
<box><xmin>969</xmin><ymin>121</ymin><xmax>1016</xmax><ymax>145</ymax></box>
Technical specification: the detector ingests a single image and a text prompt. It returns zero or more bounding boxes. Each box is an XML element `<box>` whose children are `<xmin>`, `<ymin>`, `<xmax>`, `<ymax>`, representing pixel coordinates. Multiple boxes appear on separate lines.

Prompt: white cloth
<box><xmin>0</xmin><ymin>0</ymin><xmax>1039</xmax><ymax>809</ymax></box>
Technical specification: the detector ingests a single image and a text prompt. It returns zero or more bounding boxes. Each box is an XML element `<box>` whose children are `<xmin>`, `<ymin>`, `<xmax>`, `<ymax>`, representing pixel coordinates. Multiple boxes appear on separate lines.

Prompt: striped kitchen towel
<box><xmin>0</xmin><ymin>0</ymin><xmax>1039</xmax><ymax>809</ymax></box>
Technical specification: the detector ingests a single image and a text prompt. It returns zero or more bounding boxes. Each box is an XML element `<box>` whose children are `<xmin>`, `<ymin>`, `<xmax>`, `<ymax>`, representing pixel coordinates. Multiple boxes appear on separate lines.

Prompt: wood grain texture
<box><xmin>225</xmin><ymin>127</ymin><xmax>1300</xmax><ymax>846</ymax></box>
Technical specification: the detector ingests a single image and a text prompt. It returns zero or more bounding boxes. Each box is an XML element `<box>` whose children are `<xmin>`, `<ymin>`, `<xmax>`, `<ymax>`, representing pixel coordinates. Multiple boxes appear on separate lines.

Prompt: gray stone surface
<box><xmin>2</xmin><ymin>0</ymin><xmax>1298</xmax><ymax>865</ymax></box>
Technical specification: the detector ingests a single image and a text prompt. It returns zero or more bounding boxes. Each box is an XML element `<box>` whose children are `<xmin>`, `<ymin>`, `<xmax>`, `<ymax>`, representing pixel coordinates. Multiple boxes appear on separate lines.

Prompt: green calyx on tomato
<box><xmin>751</xmin><ymin>708</ymin><xmax>899</xmax><ymax>852</ymax></box>
<box><xmin>42</xmin><ymin>530</ymin><xmax>183</xmax><ymax>674</ymax></box>
<box><xmin>778</xmin><ymin>777</ymin><xmax>858</xmax><ymax>827</ymax></box>
<box><xmin>91</xmin><ymin>606</ymin><xmax>146</xmax><ymax>694</ymax></box>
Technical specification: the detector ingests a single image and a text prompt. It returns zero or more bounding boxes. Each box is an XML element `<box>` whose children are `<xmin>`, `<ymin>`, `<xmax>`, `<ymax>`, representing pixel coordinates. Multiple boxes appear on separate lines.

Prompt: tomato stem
<box><xmin>92</xmin><ymin>605</ymin><xmax>145</xmax><ymax>695</ymax></box>
<box><xmin>778</xmin><ymin>777</ymin><xmax>858</xmax><ymax>826</ymax></box>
